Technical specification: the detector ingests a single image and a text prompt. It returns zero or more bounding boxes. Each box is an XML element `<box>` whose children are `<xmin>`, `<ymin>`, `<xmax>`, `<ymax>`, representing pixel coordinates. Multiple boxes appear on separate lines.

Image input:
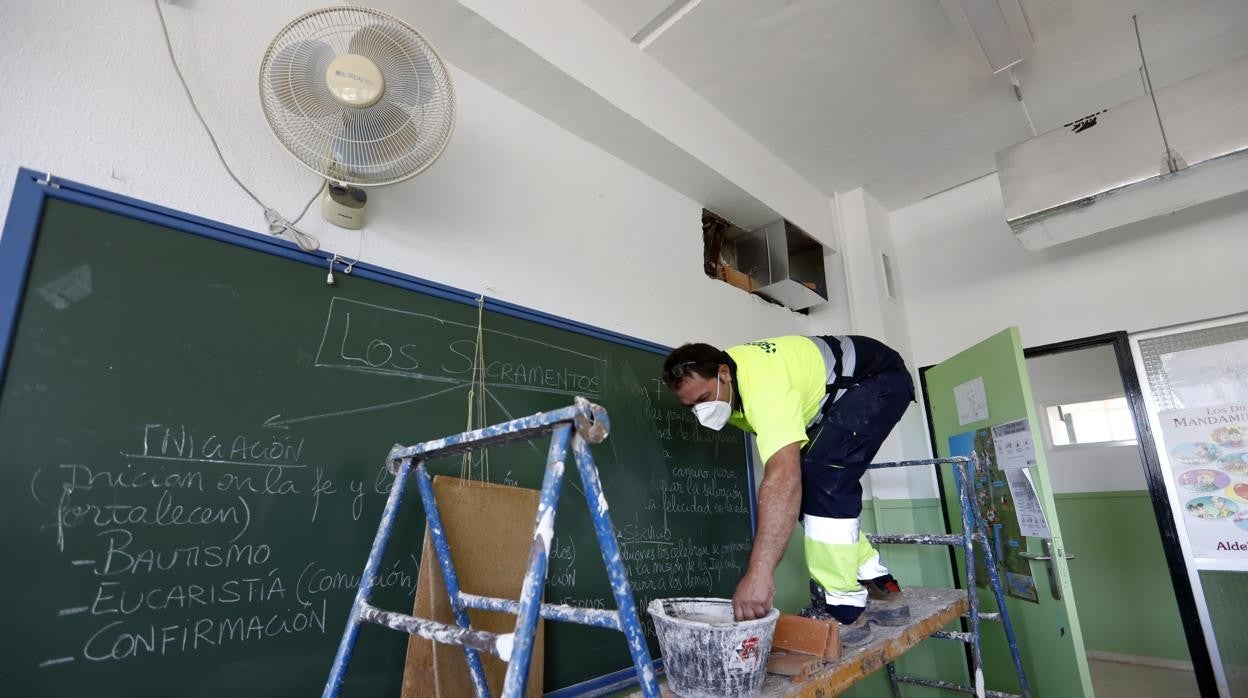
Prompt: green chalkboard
<box><xmin>0</xmin><ymin>181</ymin><xmax>755</xmax><ymax>696</ymax></box>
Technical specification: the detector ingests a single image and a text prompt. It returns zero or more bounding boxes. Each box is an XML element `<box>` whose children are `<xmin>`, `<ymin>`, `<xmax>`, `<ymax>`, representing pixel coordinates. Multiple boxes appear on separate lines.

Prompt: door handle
<box><xmin>1019</xmin><ymin>552</ymin><xmax>1076</xmax><ymax>562</ymax></box>
<box><xmin>1020</xmin><ymin>539</ymin><xmax>1074</xmax><ymax>601</ymax></box>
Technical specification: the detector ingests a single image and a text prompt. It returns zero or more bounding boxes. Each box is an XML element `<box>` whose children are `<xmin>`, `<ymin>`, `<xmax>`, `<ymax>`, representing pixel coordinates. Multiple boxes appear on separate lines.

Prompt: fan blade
<box><xmin>266</xmin><ymin>40</ymin><xmax>338</xmax><ymax>118</ymax></box>
<box><xmin>331</xmin><ymin>113</ymin><xmax>369</xmax><ymax>182</ymax></box>
<box><xmin>332</xmin><ymin>102</ymin><xmax>422</xmax><ymax>184</ymax></box>
<box><xmin>347</xmin><ymin>23</ymin><xmax>430</xmax><ymax>107</ymax></box>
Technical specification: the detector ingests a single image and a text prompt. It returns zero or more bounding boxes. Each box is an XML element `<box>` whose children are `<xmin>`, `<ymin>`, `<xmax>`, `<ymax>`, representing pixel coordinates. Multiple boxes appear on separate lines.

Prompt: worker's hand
<box><xmin>732</xmin><ymin>569</ymin><xmax>775</xmax><ymax>621</ymax></box>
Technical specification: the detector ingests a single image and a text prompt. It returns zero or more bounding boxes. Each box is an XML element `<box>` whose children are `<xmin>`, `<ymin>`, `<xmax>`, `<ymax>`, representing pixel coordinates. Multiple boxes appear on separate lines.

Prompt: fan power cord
<box><xmin>263</xmin><ymin>196</ymin><xmax>321</xmax><ymax>252</ymax></box>
<box><xmin>154</xmin><ymin>0</ymin><xmax>321</xmax><ymax>252</ymax></box>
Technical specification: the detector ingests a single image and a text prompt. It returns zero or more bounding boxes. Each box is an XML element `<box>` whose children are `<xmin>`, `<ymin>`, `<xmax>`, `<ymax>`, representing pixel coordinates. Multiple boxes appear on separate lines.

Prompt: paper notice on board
<box><xmin>1160</xmin><ymin>339</ymin><xmax>1248</xmax><ymax>408</ymax></box>
<box><xmin>955</xmin><ymin>376</ymin><xmax>989</xmax><ymax>426</ymax></box>
<box><xmin>1005</xmin><ymin>469</ymin><xmax>1051</xmax><ymax>538</ymax></box>
<box><xmin>991</xmin><ymin>419</ymin><xmax>1037</xmax><ymax>471</ymax></box>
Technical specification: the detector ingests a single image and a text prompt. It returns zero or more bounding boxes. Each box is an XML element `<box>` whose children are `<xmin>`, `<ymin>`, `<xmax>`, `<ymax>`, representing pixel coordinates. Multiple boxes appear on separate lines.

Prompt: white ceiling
<box><xmin>583</xmin><ymin>0</ymin><xmax>1248</xmax><ymax>208</ymax></box>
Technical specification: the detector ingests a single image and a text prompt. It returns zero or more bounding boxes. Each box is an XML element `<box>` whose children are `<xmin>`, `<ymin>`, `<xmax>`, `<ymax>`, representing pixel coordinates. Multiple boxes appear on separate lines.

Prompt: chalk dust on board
<box><xmin>36</xmin><ymin>265</ymin><xmax>92</xmax><ymax>310</ymax></box>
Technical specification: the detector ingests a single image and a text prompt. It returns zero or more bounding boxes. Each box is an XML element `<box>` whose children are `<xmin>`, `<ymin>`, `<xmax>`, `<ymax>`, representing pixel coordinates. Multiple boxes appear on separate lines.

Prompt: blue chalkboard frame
<box><xmin>0</xmin><ymin>168</ymin><xmax>758</xmax><ymax>696</ymax></box>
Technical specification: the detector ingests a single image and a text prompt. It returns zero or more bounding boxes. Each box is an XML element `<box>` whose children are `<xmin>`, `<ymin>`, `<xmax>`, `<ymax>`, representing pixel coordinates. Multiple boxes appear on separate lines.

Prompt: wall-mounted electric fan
<box><xmin>259</xmin><ymin>6</ymin><xmax>455</xmax><ymax>229</ymax></box>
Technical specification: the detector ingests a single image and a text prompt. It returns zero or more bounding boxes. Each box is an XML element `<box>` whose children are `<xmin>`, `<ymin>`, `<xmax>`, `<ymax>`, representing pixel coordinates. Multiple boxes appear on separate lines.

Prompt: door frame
<box><xmin>919</xmin><ymin>331</ymin><xmax>1218</xmax><ymax>697</ymax></box>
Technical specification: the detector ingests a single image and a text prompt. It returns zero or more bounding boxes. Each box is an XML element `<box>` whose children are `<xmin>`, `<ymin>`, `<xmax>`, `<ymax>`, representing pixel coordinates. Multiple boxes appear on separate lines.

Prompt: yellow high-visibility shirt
<box><xmin>725</xmin><ymin>336</ymin><xmax>827</xmax><ymax>464</ymax></box>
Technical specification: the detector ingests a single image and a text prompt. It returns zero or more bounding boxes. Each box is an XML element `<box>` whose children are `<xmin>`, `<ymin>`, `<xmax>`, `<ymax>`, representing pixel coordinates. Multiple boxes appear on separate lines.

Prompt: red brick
<box><xmin>772</xmin><ymin>613</ymin><xmax>839</xmax><ymax>659</ymax></box>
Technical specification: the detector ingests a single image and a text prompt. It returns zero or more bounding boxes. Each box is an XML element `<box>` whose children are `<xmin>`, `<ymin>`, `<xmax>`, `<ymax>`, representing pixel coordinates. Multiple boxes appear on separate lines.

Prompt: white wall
<box><xmin>1028</xmin><ymin>345</ymin><xmax>1125</xmax><ymax>407</ymax></box>
<box><xmin>890</xmin><ymin>163</ymin><xmax>1248</xmax><ymax>501</ymax></box>
<box><xmin>891</xmin><ymin>172</ymin><xmax>1248</xmax><ymax>368</ymax></box>
<box><xmin>0</xmin><ymin>0</ymin><xmax>846</xmax><ymax>351</ymax></box>
<box><xmin>863</xmin><ymin>194</ymin><xmax>912</xmax><ymax>357</ymax></box>
<box><xmin>833</xmin><ymin>189</ymin><xmax>937</xmax><ymax>499</ymax></box>
<box><xmin>1027</xmin><ymin>346</ymin><xmax>1147</xmax><ymax>493</ymax></box>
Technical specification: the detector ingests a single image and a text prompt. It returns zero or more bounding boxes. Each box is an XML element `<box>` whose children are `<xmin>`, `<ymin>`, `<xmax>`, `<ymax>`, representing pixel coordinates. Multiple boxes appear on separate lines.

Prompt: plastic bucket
<box><xmin>648</xmin><ymin>597</ymin><xmax>779</xmax><ymax>697</ymax></box>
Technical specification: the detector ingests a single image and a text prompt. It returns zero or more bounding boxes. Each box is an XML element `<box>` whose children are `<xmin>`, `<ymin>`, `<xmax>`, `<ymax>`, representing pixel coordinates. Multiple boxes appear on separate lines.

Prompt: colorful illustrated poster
<box><xmin>1159</xmin><ymin>404</ymin><xmax>1248</xmax><ymax>558</ymax></box>
<box><xmin>949</xmin><ymin>428</ymin><xmax>1039</xmax><ymax>603</ymax></box>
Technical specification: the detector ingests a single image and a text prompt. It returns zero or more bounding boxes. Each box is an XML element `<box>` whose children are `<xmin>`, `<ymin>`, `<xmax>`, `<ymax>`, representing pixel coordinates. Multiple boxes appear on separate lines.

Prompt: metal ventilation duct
<box><xmin>996</xmin><ymin>55</ymin><xmax>1248</xmax><ymax>250</ymax></box>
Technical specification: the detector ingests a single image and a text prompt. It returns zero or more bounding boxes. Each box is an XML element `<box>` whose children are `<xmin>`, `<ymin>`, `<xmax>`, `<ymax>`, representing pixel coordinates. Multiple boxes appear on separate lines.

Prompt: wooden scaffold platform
<box><xmin>761</xmin><ymin>587</ymin><xmax>968</xmax><ymax>696</ymax></box>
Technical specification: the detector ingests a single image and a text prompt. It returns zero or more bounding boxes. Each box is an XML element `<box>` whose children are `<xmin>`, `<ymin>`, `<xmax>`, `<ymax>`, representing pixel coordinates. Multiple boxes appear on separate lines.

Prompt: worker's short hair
<box><xmin>661</xmin><ymin>343</ymin><xmax>727</xmax><ymax>390</ymax></box>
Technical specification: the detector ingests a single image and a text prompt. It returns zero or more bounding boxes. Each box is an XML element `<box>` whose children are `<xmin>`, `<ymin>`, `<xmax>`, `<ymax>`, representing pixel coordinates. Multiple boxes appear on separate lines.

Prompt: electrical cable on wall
<box><xmin>153</xmin><ymin>0</ymin><xmax>322</xmax><ymax>252</ymax></box>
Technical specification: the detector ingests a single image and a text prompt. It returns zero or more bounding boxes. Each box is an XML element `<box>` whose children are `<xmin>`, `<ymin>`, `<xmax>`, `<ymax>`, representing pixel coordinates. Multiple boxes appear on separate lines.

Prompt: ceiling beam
<box><xmin>632</xmin><ymin>0</ymin><xmax>704</xmax><ymax>50</ymax></box>
<box><xmin>400</xmin><ymin>0</ymin><xmax>837</xmax><ymax>246</ymax></box>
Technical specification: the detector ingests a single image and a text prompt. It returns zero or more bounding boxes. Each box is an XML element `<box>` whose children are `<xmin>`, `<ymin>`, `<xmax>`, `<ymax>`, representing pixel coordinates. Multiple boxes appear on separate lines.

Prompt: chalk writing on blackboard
<box><xmin>315</xmin><ymin>297</ymin><xmax>605</xmax><ymax>397</ymax></box>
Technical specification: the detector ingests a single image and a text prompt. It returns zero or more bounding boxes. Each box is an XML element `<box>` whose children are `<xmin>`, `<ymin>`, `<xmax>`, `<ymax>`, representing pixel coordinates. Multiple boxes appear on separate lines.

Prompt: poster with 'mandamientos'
<box><xmin>1159</xmin><ymin>404</ymin><xmax>1248</xmax><ymax>558</ymax></box>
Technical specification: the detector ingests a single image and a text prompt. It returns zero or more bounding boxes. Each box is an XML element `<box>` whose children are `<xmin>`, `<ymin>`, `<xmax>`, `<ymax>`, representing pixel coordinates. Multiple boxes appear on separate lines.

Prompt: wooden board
<box><xmin>402</xmin><ymin>477</ymin><xmax>543</xmax><ymax>697</ymax></box>
<box><xmin>760</xmin><ymin>587</ymin><xmax>969</xmax><ymax>696</ymax></box>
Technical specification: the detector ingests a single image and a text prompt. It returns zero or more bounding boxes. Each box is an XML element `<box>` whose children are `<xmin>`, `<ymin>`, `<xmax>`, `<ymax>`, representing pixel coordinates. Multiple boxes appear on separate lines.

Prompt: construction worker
<box><xmin>661</xmin><ymin>335</ymin><xmax>914</xmax><ymax>645</ymax></box>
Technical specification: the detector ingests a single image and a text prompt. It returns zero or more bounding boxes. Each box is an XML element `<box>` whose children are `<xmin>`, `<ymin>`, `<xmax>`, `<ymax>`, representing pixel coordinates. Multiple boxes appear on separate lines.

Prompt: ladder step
<box><xmin>458</xmin><ymin>592</ymin><xmax>622</xmax><ymax>631</ymax></box>
<box><xmin>868</xmin><ymin>533</ymin><xmax>965</xmax><ymax>546</ymax></box>
<box><xmin>387</xmin><ymin>403</ymin><xmax>588</xmax><ymax>467</ymax></box>
<box><xmin>978</xmin><ymin>612</ymin><xmax>1002</xmax><ymax>622</ymax></box>
<box><xmin>867</xmin><ymin>457</ymin><xmax>972</xmax><ymax>469</ymax></box>
<box><xmin>893</xmin><ymin>674</ymin><xmax>1021</xmax><ymax>698</ymax></box>
<box><xmin>930</xmin><ymin>630</ymin><xmax>973</xmax><ymax>643</ymax></box>
<box><xmin>357</xmin><ymin>602</ymin><xmax>509</xmax><ymax>659</ymax></box>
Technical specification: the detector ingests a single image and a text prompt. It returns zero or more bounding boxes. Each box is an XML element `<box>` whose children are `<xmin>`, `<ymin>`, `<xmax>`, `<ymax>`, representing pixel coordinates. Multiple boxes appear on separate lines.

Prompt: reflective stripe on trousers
<box><xmin>803</xmin><ymin>514</ymin><xmax>891</xmax><ymax>607</ymax></box>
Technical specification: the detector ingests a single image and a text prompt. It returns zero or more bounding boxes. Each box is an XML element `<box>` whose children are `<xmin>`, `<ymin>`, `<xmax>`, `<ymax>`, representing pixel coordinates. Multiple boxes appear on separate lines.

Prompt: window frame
<box><xmin>1039</xmin><ymin>391</ymin><xmax>1139</xmax><ymax>450</ymax></box>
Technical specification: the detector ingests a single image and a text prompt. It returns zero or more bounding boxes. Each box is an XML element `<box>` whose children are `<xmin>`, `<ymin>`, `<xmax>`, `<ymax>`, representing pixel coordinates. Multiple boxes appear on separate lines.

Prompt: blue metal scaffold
<box><xmin>323</xmin><ymin>398</ymin><xmax>660</xmax><ymax>698</ymax></box>
<box><xmin>866</xmin><ymin>455</ymin><xmax>1030</xmax><ymax>698</ymax></box>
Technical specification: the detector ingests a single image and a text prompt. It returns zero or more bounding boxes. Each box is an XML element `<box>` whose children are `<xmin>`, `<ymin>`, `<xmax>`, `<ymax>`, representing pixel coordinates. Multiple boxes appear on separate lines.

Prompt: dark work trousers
<box><xmin>799</xmin><ymin>369</ymin><xmax>916</xmax><ymax>519</ymax></box>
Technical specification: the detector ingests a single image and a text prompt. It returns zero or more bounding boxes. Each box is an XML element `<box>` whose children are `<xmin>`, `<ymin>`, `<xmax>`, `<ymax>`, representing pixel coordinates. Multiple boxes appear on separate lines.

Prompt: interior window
<box><xmin>1045</xmin><ymin>397</ymin><xmax>1137</xmax><ymax>446</ymax></box>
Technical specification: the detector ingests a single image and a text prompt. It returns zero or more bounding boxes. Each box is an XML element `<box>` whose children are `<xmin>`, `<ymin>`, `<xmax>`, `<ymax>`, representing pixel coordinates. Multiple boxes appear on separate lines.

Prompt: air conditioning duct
<box><xmin>997</xmin><ymin>54</ymin><xmax>1248</xmax><ymax>251</ymax></box>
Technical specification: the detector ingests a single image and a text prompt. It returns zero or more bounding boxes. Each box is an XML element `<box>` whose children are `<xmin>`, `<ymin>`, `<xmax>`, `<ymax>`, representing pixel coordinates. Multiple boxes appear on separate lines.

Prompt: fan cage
<box><xmin>259</xmin><ymin>6</ymin><xmax>456</xmax><ymax>186</ymax></box>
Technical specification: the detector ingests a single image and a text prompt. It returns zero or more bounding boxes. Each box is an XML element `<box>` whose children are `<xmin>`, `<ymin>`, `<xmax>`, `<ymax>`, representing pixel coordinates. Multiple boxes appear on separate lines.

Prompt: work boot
<box><xmin>861</xmin><ymin>575</ymin><xmax>911</xmax><ymax>626</ymax></box>
<box><xmin>803</xmin><ymin>580</ymin><xmax>872</xmax><ymax>649</ymax></box>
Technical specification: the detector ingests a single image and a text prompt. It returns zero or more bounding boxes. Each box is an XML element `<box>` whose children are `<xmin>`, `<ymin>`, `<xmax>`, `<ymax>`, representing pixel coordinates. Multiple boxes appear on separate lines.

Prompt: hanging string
<box><xmin>459</xmin><ymin>296</ymin><xmax>489</xmax><ymax>484</ymax></box>
<box><xmin>475</xmin><ymin>295</ymin><xmax>489</xmax><ymax>484</ymax></box>
<box><xmin>325</xmin><ymin>226</ymin><xmax>367</xmax><ymax>285</ymax></box>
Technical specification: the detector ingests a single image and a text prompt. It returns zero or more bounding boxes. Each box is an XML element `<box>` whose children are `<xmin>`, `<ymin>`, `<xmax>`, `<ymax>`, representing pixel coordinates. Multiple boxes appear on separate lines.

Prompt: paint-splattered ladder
<box><xmin>322</xmin><ymin>398</ymin><xmax>660</xmax><ymax>698</ymax></box>
<box><xmin>865</xmin><ymin>456</ymin><xmax>1030</xmax><ymax>698</ymax></box>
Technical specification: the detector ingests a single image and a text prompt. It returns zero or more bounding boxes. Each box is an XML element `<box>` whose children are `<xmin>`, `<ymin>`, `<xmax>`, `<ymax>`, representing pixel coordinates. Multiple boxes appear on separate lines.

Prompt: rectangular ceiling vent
<box><xmin>996</xmin><ymin>55</ymin><xmax>1248</xmax><ymax>250</ymax></box>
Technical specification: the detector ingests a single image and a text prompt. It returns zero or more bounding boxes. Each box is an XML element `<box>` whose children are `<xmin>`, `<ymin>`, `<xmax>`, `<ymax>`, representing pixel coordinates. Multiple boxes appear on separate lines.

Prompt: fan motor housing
<box><xmin>322</xmin><ymin>184</ymin><xmax>368</xmax><ymax>230</ymax></box>
<box><xmin>325</xmin><ymin>54</ymin><xmax>384</xmax><ymax>108</ymax></box>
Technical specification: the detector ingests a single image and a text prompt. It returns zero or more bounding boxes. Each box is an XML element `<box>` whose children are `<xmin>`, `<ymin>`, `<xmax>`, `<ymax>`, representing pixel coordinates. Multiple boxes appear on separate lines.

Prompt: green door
<box><xmin>925</xmin><ymin>328</ymin><xmax>1094</xmax><ymax>697</ymax></box>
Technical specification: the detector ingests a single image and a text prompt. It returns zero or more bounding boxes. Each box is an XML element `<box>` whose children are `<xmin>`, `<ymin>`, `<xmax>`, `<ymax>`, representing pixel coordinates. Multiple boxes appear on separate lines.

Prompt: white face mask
<box><xmin>692</xmin><ymin>375</ymin><xmax>733</xmax><ymax>431</ymax></box>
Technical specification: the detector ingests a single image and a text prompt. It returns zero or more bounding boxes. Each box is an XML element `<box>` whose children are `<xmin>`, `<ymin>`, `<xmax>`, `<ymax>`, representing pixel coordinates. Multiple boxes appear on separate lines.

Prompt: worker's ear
<box><xmin>718</xmin><ymin>364</ymin><xmax>730</xmax><ymax>382</ymax></box>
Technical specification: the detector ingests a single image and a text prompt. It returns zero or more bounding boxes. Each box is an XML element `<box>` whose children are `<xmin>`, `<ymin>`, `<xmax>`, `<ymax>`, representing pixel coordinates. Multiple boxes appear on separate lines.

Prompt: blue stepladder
<box><xmin>322</xmin><ymin>398</ymin><xmax>660</xmax><ymax>698</ymax></box>
<box><xmin>866</xmin><ymin>455</ymin><xmax>1029</xmax><ymax>698</ymax></box>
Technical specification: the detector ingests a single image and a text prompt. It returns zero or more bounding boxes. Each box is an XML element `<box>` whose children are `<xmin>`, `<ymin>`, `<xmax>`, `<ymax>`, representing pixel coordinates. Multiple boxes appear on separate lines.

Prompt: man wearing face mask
<box><xmin>661</xmin><ymin>335</ymin><xmax>914</xmax><ymax>646</ymax></box>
